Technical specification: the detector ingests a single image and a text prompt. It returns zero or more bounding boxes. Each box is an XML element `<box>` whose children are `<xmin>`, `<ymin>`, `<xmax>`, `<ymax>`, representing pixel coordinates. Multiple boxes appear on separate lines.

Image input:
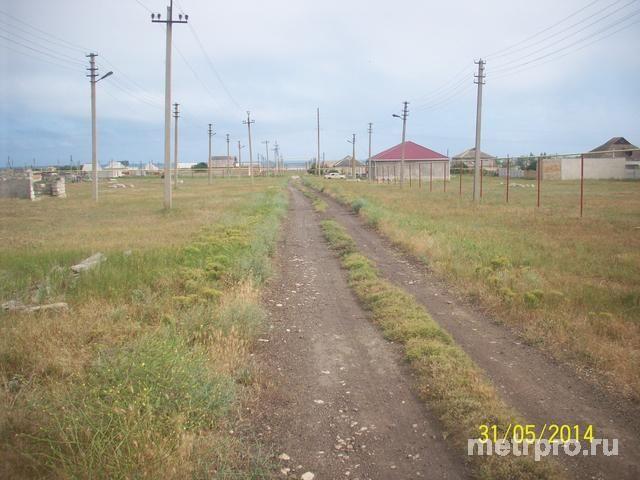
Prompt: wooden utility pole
<box><xmin>347</xmin><ymin>134</ymin><xmax>356</xmax><ymax>179</ymax></box>
<box><xmin>273</xmin><ymin>141</ymin><xmax>280</xmax><ymax>175</ymax></box>
<box><xmin>472</xmin><ymin>59</ymin><xmax>485</xmax><ymax>203</ymax></box>
<box><xmin>262</xmin><ymin>140</ymin><xmax>270</xmax><ymax>176</ymax></box>
<box><xmin>151</xmin><ymin>1</ymin><xmax>188</xmax><ymax>209</ymax></box>
<box><xmin>238</xmin><ymin>141</ymin><xmax>244</xmax><ymax>168</ymax></box>
<box><xmin>173</xmin><ymin>103</ymin><xmax>179</xmax><ymax>189</ymax></box>
<box><xmin>243</xmin><ymin>111</ymin><xmax>255</xmax><ymax>178</ymax></box>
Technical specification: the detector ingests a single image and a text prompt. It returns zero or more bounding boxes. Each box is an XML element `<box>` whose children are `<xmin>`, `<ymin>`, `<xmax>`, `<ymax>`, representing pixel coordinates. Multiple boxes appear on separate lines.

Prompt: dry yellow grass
<box><xmin>306</xmin><ymin>175</ymin><xmax>640</xmax><ymax>399</ymax></box>
<box><xmin>1</xmin><ymin>176</ymin><xmax>287</xmax><ymax>479</ymax></box>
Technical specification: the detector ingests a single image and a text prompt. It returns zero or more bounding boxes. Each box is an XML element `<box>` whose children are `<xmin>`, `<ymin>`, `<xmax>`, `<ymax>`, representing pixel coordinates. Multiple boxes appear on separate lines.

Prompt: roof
<box><xmin>105</xmin><ymin>161</ymin><xmax>126</xmax><ymax>169</ymax></box>
<box><xmin>452</xmin><ymin>147</ymin><xmax>496</xmax><ymax>160</ymax></box>
<box><xmin>81</xmin><ymin>163</ymin><xmax>101</xmax><ymax>171</ymax></box>
<box><xmin>590</xmin><ymin>137</ymin><xmax>638</xmax><ymax>153</ymax></box>
<box><xmin>334</xmin><ymin>155</ymin><xmax>364</xmax><ymax>167</ymax></box>
<box><xmin>144</xmin><ymin>162</ymin><xmax>159</xmax><ymax>170</ymax></box>
<box><xmin>371</xmin><ymin>141</ymin><xmax>447</xmax><ymax>161</ymax></box>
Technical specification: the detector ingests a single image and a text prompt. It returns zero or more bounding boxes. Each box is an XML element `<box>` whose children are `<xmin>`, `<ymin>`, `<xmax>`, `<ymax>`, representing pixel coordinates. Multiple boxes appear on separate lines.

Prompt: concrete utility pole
<box><xmin>86</xmin><ymin>52</ymin><xmax>112</xmax><ymax>202</ymax></box>
<box><xmin>151</xmin><ymin>1</ymin><xmax>188</xmax><ymax>209</ymax></box>
<box><xmin>173</xmin><ymin>103</ymin><xmax>179</xmax><ymax>189</ymax></box>
<box><xmin>243</xmin><ymin>111</ymin><xmax>255</xmax><ymax>178</ymax></box>
<box><xmin>393</xmin><ymin>101</ymin><xmax>409</xmax><ymax>187</ymax></box>
<box><xmin>262</xmin><ymin>140</ymin><xmax>270</xmax><ymax>175</ymax></box>
<box><xmin>367</xmin><ymin>122</ymin><xmax>373</xmax><ymax>182</ymax></box>
<box><xmin>238</xmin><ymin>140</ymin><xmax>244</xmax><ymax>167</ymax></box>
<box><xmin>316</xmin><ymin>108</ymin><xmax>321</xmax><ymax>176</ymax></box>
<box><xmin>473</xmin><ymin>59</ymin><xmax>485</xmax><ymax>203</ymax></box>
<box><xmin>273</xmin><ymin>141</ymin><xmax>280</xmax><ymax>175</ymax></box>
<box><xmin>208</xmin><ymin>123</ymin><xmax>215</xmax><ymax>184</ymax></box>
<box><xmin>347</xmin><ymin>134</ymin><xmax>356</xmax><ymax>179</ymax></box>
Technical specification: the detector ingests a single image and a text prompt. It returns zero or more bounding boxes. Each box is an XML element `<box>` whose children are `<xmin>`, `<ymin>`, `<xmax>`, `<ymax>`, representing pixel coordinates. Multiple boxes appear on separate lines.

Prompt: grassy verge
<box><xmin>320</xmin><ymin>219</ymin><xmax>560</xmax><ymax>480</ymax></box>
<box><xmin>1</xmin><ymin>178</ymin><xmax>287</xmax><ymax>479</ymax></box>
<box><xmin>304</xmin><ymin>176</ymin><xmax>640</xmax><ymax>400</ymax></box>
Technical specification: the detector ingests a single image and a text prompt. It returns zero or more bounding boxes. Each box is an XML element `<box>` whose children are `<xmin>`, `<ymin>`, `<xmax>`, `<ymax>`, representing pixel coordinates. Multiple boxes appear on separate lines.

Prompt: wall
<box><xmin>373</xmin><ymin>161</ymin><xmax>450</xmax><ymax>181</ymax></box>
<box><xmin>558</xmin><ymin>156</ymin><xmax>626</xmax><ymax>180</ymax></box>
<box><xmin>0</xmin><ymin>172</ymin><xmax>35</xmax><ymax>200</ymax></box>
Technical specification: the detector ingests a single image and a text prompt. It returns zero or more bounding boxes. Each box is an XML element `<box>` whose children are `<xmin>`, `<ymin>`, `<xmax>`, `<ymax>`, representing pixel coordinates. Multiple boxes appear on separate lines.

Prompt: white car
<box><xmin>324</xmin><ymin>172</ymin><xmax>346</xmax><ymax>179</ymax></box>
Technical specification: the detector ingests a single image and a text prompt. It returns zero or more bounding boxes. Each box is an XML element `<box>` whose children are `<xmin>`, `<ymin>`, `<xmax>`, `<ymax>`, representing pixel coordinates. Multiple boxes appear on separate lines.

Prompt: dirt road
<box><xmin>254</xmin><ymin>187</ymin><xmax>468</xmax><ymax>479</ymax></box>
<box><xmin>315</xmin><ymin>187</ymin><xmax>640</xmax><ymax>480</ymax></box>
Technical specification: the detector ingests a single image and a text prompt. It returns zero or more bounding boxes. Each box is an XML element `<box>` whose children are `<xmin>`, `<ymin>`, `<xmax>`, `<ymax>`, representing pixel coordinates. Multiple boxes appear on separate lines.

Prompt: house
<box><xmin>541</xmin><ymin>137</ymin><xmax>634</xmax><ymax>180</ymax></box>
<box><xmin>451</xmin><ymin>147</ymin><xmax>497</xmax><ymax>173</ymax></box>
<box><xmin>370</xmin><ymin>141</ymin><xmax>449</xmax><ymax>182</ymax></box>
<box><xmin>210</xmin><ymin>156</ymin><xmax>235</xmax><ymax>168</ymax></box>
<box><xmin>104</xmin><ymin>160</ymin><xmax>126</xmax><ymax>177</ymax></box>
<box><xmin>143</xmin><ymin>162</ymin><xmax>159</xmax><ymax>172</ymax></box>
<box><xmin>587</xmin><ymin>137</ymin><xmax>639</xmax><ymax>179</ymax></box>
<box><xmin>332</xmin><ymin>155</ymin><xmax>365</xmax><ymax>177</ymax></box>
<box><xmin>81</xmin><ymin>163</ymin><xmax>101</xmax><ymax>173</ymax></box>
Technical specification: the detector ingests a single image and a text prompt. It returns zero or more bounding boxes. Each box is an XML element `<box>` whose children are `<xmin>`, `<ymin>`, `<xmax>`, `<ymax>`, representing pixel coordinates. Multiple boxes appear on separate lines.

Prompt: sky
<box><xmin>1</xmin><ymin>0</ymin><xmax>639</xmax><ymax>167</ymax></box>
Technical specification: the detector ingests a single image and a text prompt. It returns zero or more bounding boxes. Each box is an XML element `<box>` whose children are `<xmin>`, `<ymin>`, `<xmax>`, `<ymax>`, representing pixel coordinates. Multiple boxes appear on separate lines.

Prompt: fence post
<box><xmin>536</xmin><ymin>157</ymin><xmax>542</xmax><ymax>208</ymax></box>
<box><xmin>506</xmin><ymin>155</ymin><xmax>510</xmax><ymax>203</ymax></box>
<box><xmin>480</xmin><ymin>156</ymin><xmax>484</xmax><ymax>198</ymax></box>
<box><xmin>429</xmin><ymin>162</ymin><xmax>433</xmax><ymax>192</ymax></box>
<box><xmin>459</xmin><ymin>163</ymin><xmax>463</xmax><ymax>196</ymax></box>
<box><xmin>580</xmin><ymin>154</ymin><xmax>584</xmax><ymax>218</ymax></box>
<box><xmin>409</xmin><ymin>163</ymin><xmax>412</xmax><ymax>188</ymax></box>
<box><xmin>419</xmin><ymin>162</ymin><xmax>422</xmax><ymax>188</ymax></box>
<box><xmin>443</xmin><ymin>162</ymin><xmax>447</xmax><ymax>192</ymax></box>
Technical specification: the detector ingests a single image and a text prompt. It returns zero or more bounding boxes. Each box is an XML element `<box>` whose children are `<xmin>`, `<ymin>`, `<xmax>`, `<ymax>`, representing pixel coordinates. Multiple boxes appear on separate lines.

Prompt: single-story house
<box><xmin>541</xmin><ymin>137</ymin><xmax>634</xmax><ymax>180</ymax></box>
<box><xmin>210</xmin><ymin>156</ymin><xmax>235</xmax><ymax>168</ymax></box>
<box><xmin>371</xmin><ymin>141</ymin><xmax>449</xmax><ymax>181</ymax></box>
<box><xmin>81</xmin><ymin>163</ymin><xmax>101</xmax><ymax>172</ymax></box>
<box><xmin>451</xmin><ymin>147</ymin><xmax>497</xmax><ymax>172</ymax></box>
<box><xmin>332</xmin><ymin>155</ymin><xmax>365</xmax><ymax>177</ymax></box>
<box><xmin>104</xmin><ymin>160</ymin><xmax>127</xmax><ymax>177</ymax></box>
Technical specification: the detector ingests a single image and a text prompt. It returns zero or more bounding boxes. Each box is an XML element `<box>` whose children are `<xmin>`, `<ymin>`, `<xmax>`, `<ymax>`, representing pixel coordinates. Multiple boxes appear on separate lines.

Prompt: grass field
<box><xmin>0</xmin><ymin>177</ymin><xmax>287</xmax><ymax>479</ymax></box>
<box><xmin>305</xmin><ymin>174</ymin><xmax>640</xmax><ymax>400</ymax></box>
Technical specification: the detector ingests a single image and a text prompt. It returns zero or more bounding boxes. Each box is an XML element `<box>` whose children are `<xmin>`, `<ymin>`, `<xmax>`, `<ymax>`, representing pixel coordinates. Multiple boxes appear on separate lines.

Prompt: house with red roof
<box><xmin>370</xmin><ymin>141</ymin><xmax>449</xmax><ymax>182</ymax></box>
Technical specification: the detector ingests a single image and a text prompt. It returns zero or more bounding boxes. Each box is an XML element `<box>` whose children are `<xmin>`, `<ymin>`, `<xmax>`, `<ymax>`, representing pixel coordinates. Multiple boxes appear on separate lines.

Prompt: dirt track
<box><xmin>254</xmin><ymin>184</ymin><xmax>639</xmax><ymax>479</ymax></box>
<box><xmin>315</xmin><ymin>186</ymin><xmax>640</xmax><ymax>480</ymax></box>
<box><xmin>254</xmin><ymin>186</ymin><xmax>468</xmax><ymax>479</ymax></box>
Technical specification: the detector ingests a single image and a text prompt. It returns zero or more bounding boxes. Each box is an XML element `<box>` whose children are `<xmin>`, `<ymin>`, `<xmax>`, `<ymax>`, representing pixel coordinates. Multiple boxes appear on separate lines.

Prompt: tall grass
<box><xmin>305</xmin><ymin>176</ymin><xmax>640</xmax><ymax>399</ymax></box>
<box><xmin>1</xmin><ymin>178</ymin><xmax>287</xmax><ymax>479</ymax></box>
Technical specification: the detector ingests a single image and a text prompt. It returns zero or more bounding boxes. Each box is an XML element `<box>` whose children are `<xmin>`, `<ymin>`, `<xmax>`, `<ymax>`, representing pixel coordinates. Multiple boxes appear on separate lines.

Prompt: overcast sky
<box><xmin>1</xmin><ymin>0</ymin><xmax>639</xmax><ymax>166</ymax></box>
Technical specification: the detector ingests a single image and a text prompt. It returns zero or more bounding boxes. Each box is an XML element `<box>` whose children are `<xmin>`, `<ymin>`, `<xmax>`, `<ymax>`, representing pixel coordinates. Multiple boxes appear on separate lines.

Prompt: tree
<box><xmin>193</xmin><ymin>162</ymin><xmax>207</xmax><ymax>169</ymax></box>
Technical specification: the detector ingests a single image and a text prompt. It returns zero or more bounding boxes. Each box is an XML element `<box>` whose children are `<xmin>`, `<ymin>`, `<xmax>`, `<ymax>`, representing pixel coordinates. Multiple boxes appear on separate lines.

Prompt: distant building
<box><xmin>210</xmin><ymin>156</ymin><xmax>236</xmax><ymax>168</ymax></box>
<box><xmin>81</xmin><ymin>163</ymin><xmax>101</xmax><ymax>172</ymax></box>
<box><xmin>451</xmin><ymin>147</ymin><xmax>497</xmax><ymax>172</ymax></box>
<box><xmin>587</xmin><ymin>137</ymin><xmax>639</xmax><ymax>179</ymax></box>
<box><xmin>104</xmin><ymin>160</ymin><xmax>126</xmax><ymax>177</ymax></box>
<box><xmin>371</xmin><ymin>141</ymin><xmax>449</xmax><ymax>181</ymax></box>
<box><xmin>332</xmin><ymin>155</ymin><xmax>365</xmax><ymax>176</ymax></box>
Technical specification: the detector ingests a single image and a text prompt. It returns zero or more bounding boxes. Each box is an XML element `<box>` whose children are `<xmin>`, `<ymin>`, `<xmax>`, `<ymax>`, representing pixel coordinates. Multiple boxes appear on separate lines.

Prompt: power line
<box><xmin>483</xmin><ymin>0</ymin><xmax>603</xmax><ymax>58</ymax></box>
<box><xmin>492</xmin><ymin>8</ymin><xmax>640</xmax><ymax>74</ymax></box>
<box><xmin>492</xmin><ymin>3</ymin><xmax>640</xmax><ymax>72</ymax></box>
<box><xmin>488</xmin><ymin>0</ymin><xmax>632</xmax><ymax>61</ymax></box>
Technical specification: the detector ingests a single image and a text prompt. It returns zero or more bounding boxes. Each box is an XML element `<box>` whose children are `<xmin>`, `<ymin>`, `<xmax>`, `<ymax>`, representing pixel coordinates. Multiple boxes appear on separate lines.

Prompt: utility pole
<box><xmin>316</xmin><ymin>108</ymin><xmax>321</xmax><ymax>176</ymax></box>
<box><xmin>347</xmin><ymin>134</ymin><xmax>356</xmax><ymax>179</ymax></box>
<box><xmin>243</xmin><ymin>111</ymin><xmax>255</xmax><ymax>178</ymax></box>
<box><xmin>151</xmin><ymin>1</ymin><xmax>188</xmax><ymax>209</ymax></box>
<box><xmin>208</xmin><ymin>124</ymin><xmax>216</xmax><ymax>184</ymax></box>
<box><xmin>173</xmin><ymin>103</ymin><xmax>179</xmax><ymax>189</ymax></box>
<box><xmin>367</xmin><ymin>122</ymin><xmax>373</xmax><ymax>182</ymax></box>
<box><xmin>238</xmin><ymin>140</ymin><xmax>244</xmax><ymax>167</ymax></box>
<box><xmin>473</xmin><ymin>59</ymin><xmax>485</xmax><ymax>203</ymax></box>
<box><xmin>86</xmin><ymin>52</ymin><xmax>112</xmax><ymax>202</ymax></box>
<box><xmin>262</xmin><ymin>140</ymin><xmax>270</xmax><ymax>176</ymax></box>
<box><xmin>392</xmin><ymin>101</ymin><xmax>409</xmax><ymax>187</ymax></box>
<box><xmin>273</xmin><ymin>141</ymin><xmax>280</xmax><ymax>175</ymax></box>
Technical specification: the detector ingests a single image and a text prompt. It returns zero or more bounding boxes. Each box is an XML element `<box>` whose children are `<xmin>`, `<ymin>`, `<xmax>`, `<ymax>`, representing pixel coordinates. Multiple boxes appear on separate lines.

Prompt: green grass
<box><xmin>320</xmin><ymin>219</ymin><xmax>560</xmax><ymax>480</ymax></box>
<box><xmin>1</xmin><ymin>177</ymin><xmax>287</xmax><ymax>479</ymax></box>
<box><xmin>305</xmin><ymin>175</ymin><xmax>640</xmax><ymax>400</ymax></box>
